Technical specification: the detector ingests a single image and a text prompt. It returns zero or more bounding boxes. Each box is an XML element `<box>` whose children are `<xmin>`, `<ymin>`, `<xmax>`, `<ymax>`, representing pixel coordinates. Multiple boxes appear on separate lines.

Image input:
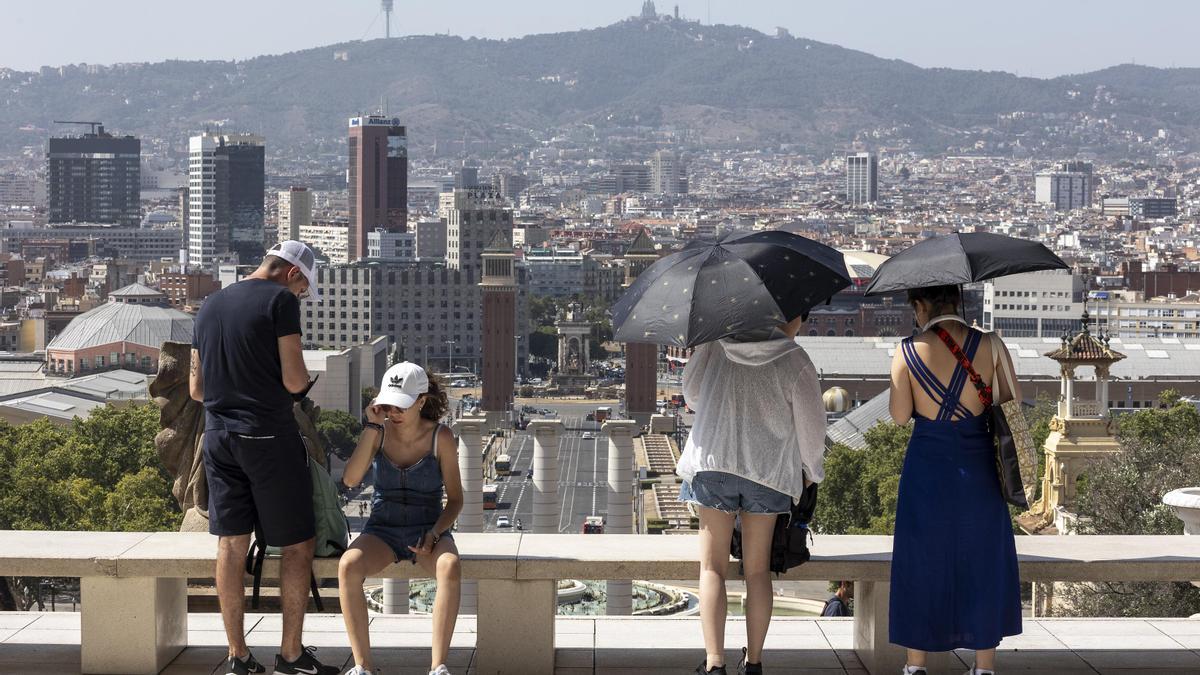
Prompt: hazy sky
<box><xmin>3</xmin><ymin>0</ymin><xmax>1197</xmax><ymax>77</ymax></box>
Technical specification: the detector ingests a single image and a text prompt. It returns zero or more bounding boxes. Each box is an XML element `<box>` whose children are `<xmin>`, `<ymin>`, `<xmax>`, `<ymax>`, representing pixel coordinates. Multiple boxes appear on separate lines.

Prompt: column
<box><xmin>529</xmin><ymin>420</ymin><xmax>563</xmax><ymax>534</ymax></box>
<box><xmin>1097</xmin><ymin>365</ymin><xmax>1110</xmax><ymax>417</ymax></box>
<box><xmin>81</xmin><ymin>576</ymin><xmax>187</xmax><ymax>674</ymax></box>
<box><xmin>476</xmin><ymin>579</ymin><xmax>557</xmax><ymax>674</ymax></box>
<box><xmin>1063</xmin><ymin>365</ymin><xmax>1076</xmax><ymax>418</ymax></box>
<box><xmin>453</xmin><ymin>416</ymin><xmax>487</xmax><ymax>614</ymax></box>
<box><xmin>382</xmin><ymin>578</ymin><xmax>408</xmax><ymax>614</ymax></box>
<box><xmin>603</xmin><ymin>420</ymin><xmax>638</xmax><ymax>615</ymax></box>
<box><xmin>853</xmin><ymin>581</ymin><xmax>950</xmax><ymax>675</ymax></box>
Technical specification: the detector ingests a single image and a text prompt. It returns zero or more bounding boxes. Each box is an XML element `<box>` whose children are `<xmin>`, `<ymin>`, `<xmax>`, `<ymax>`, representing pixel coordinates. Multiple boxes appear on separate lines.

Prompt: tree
<box><xmin>361</xmin><ymin>387</ymin><xmax>378</xmax><ymax>413</ymax></box>
<box><xmin>317</xmin><ymin>409</ymin><xmax>362</xmax><ymax>460</ymax></box>
<box><xmin>0</xmin><ymin>404</ymin><xmax>178</xmax><ymax>610</ymax></box>
<box><xmin>813</xmin><ymin>422</ymin><xmax>910</xmax><ymax>535</ymax></box>
<box><xmin>1054</xmin><ymin>399</ymin><xmax>1200</xmax><ymax>617</ymax></box>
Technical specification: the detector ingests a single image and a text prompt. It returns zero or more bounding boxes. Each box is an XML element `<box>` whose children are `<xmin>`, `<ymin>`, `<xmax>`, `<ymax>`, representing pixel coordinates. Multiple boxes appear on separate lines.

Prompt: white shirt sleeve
<box><xmin>791</xmin><ymin>352</ymin><xmax>827</xmax><ymax>483</ymax></box>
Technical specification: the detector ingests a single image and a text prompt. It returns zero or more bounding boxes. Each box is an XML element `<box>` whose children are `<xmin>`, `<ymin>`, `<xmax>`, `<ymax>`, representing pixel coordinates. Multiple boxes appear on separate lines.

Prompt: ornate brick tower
<box><xmin>623</xmin><ymin>229</ymin><xmax>660</xmax><ymax>425</ymax></box>
<box><xmin>480</xmin><ymin>229</ymin><xmax>516</xmax><ymax>429</ymax></box>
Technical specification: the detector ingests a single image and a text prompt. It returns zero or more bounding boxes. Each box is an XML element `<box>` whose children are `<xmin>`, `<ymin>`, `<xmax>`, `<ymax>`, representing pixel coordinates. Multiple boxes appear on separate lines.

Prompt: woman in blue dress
<box><xmin>888</xmin><ymin>285</ymin><xmax>1022</xmax><ymax>675</ymax></box>
<box><xmin>338</xmin><ymin>362</ymin><xmax>463</xmax><ymax>675</ymax></box>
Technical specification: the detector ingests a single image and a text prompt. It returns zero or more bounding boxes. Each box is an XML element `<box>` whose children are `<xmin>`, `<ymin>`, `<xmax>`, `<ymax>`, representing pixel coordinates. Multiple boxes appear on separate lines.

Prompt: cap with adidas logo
<box><xmin>376</xmin><ymin>361</ymin><xmax>430</xmax><ymax>410</ymax></box>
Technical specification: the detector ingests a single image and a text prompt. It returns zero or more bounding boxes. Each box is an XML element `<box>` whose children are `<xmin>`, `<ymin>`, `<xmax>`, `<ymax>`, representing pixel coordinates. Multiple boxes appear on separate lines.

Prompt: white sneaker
<box><xmin>429</xmin><ymin>665</ymin><xmax>451</xmax><ymax>675</ymax></box>
<box><xmin>345</xmin><ymin>667</ymin><xmax>374</xmax><ymax>675</ymax></box>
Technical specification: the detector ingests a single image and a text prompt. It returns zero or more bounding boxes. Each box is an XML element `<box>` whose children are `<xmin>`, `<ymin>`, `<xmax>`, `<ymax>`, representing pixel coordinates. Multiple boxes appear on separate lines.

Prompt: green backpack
<box><xmin>246</xmin><ymin>457</ymin><xmax>350</xmax><ymax>611</ymax></box>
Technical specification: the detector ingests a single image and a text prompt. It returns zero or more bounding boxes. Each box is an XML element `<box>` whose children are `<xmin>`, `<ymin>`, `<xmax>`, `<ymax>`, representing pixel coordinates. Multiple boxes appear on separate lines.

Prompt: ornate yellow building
<box><xmin>1037</xmin><ymin>311</ymin><xmax>1126</xmax><ymax>530</ymax></box>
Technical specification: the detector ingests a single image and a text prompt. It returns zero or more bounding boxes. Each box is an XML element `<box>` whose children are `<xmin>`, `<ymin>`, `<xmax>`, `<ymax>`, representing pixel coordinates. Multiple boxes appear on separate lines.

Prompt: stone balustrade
<box><xmin>3</xmin><ymin>531</ymin><xmax>1200</xmax><ymax>674</ymax></box>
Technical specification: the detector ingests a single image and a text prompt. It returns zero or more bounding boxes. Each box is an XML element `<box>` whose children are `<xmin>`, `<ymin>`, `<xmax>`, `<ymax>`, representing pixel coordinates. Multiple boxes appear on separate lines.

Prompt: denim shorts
<box><xmin>678</xmin><ymin>471</ymin><xmax>792</xmax><ymax>515</ymax></box>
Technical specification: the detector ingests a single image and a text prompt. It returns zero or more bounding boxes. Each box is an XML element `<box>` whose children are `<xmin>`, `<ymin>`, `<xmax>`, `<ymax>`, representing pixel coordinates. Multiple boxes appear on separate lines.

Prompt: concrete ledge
<box><xmin>0</xmin><ymin>530</ymin><xmax>150</xmax><ymax>578</ymax></box>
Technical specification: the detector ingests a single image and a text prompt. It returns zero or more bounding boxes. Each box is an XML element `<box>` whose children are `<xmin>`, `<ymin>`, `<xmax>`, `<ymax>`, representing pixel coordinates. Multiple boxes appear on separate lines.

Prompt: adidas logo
<box><xmin>388</xmin><ymin>374</ymin><xmax>405</xmax><ymax>389</ymax></box>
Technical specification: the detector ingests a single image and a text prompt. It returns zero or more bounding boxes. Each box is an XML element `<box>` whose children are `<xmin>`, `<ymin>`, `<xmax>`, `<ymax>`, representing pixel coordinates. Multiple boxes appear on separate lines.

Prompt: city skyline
<box><xmin>2</xmin><ymin>0</ymin><xmax>1200</xmax><ymax>78</ymax></box>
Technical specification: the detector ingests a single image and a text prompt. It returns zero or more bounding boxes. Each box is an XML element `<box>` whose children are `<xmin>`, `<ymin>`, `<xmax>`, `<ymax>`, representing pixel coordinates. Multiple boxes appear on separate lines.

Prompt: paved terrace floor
<box><xmin>3</xmin><ymin>612</ymin><xmax>1200</xmax><ymax>674</ymax></box>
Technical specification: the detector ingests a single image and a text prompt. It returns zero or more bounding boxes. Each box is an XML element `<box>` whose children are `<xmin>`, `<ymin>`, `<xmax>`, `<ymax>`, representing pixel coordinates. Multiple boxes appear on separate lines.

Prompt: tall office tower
<box><xmin>650</xmin><ymin>150</ymin><xmax>687</xmax><ymax>194</ymax></box>
<box><xmin>187</xmin><ymin>132</ymin><xmax>265</xmax><ymax>268</ymax></box>
<box><xmin>441</xmin><ymin>188</ymin><xmax>513</xmax><ymax>274</ymax></box>
<box><xmin>278</xmin><ymin>187</ymin><xmax>312</xmax><ymax>242</ymax></box>
<box><xmin>455</xmin><ymin>165</ymin><xmax>481</xmax><ymax>189</ymax></box>
<box><xmin>47</xmin><ymin>124</ymin><xmax>140</xmax><ymax>226</ymax></box>
<box><xmin>846</xmin><ymin>152</ymin><xmax>879</xmax><ymax>204</ymax></box>
<box><xmin>612</xmin><ymin>164</ymin><xmax>653</xmax><ymax>194</ymax></box>
<box><xmin>1035</xmin><ymin>162</ymin><xmax>1093</xmax><ymax>211</ymax></box>
<box><xmin>348</xmin><ymin>115</ymin><xmax>407</xmax><ymax>262</ymax></box>
<box><xmin>479</xmin><ymin>230</ymin><xmax>517</xmax><ymax>429</ymax></box>
<box><xmin>623</xmin><ymin>230</ymin><xmax>660</xmax><ymax>425</ymax></box>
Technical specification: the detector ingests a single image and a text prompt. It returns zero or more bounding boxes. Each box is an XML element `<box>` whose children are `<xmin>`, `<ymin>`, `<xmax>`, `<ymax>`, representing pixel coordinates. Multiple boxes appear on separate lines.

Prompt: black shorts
<box><xmin>202</xmin><ymin>429</ymin><xmax>315</xmax><ymax>547</ymax></box>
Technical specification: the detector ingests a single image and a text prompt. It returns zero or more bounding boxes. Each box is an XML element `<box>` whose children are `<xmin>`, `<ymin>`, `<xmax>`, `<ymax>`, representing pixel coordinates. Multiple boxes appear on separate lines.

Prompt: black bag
<box><xmin>730</xmin><ymin>480</ymin><xmax>818</xmax><ymax>575</ymax></box>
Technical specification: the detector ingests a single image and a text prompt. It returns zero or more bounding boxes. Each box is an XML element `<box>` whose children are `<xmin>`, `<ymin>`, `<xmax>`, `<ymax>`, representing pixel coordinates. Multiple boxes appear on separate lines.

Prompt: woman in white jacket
<box><xmin>677</xmin><ymin>315</ymin><xmax>827</xmax><ymax>675</ymax></box>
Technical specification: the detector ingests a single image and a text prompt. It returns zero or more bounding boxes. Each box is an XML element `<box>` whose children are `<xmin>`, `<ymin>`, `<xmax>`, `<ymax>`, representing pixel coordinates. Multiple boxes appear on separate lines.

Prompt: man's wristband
<box><xmin>363</xmin><ymin>422</ymin><xmax>384</xmax><ymax>434</ymax></box>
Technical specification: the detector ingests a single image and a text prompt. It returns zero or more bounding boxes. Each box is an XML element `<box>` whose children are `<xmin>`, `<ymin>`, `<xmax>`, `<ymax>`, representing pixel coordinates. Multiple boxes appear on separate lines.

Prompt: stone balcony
<box><xmin>4</xmin><ymin>612</ymin><xmax>1200</xmax><ymax>674</ymax></box>
<box><xmin>3</xmin><ymin>531</ymin><xmax>1200</xmax><ymax>674</ymax></box>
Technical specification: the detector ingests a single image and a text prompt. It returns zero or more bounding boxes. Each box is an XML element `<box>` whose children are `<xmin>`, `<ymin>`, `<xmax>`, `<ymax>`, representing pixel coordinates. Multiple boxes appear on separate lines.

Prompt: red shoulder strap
<box><xmin>932</xmin><ymin>326</ymin><xmax>993</xmax><ymax>407</ymax></box>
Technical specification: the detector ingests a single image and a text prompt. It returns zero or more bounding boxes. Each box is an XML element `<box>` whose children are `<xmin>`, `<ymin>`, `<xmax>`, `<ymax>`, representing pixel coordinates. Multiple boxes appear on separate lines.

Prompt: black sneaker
<box><xmin>737</xmin><ymin>647</ymin><xmax>762</xmax><ymax>675</ymax></box>
<box><xmin>695</xmin><ymin>662</ymin><xmax>728</xmax><ymax>675</ymax></box>
<box><xmin>220</xmin><ymin>651</ymin><xmax>266</xmax><ymax>675</ymax></box>
<box><xmin>274</xmin><ymin>646</ymin><xmax>340</xmax><ymax>675</ymax></box>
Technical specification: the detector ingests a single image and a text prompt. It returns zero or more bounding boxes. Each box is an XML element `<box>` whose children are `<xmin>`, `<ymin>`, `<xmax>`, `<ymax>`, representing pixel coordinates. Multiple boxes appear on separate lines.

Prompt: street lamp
<box><xmin>445</xmin><ymin>339</ymin><xmax>457</xmax><ymax>375</ymax></box>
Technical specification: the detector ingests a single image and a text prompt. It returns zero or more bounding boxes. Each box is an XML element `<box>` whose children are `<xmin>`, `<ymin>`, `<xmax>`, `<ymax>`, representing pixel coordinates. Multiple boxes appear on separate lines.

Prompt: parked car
<box><xmin>496</xmin><ymin>515</ymin><xmax>511</xmax><ymax>528</ymax></box>
<box><xmin>582</xmin><ymin>432</ymin><xmax>596</xmax><ymax>440</ymax></box>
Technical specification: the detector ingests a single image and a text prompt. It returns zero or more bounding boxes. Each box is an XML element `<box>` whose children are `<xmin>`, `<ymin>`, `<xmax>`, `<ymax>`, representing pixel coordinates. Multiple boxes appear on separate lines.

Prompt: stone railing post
<box><xmin>453</xmin><ymin>416</ymin><xmax>487</xmax><ymax>614</ymax></box>
<box><xmin>382</xmin><ymin>578</ymin><xmax>408</xmax><ymax>614</ymax></box>
<box><xmin>81</xmin><ymin>576</ymin><xmax>186</xmax><ymax>674</ymax></box>
<box><xmin>476</xmin><ymin>576</ymin><xmax>557</xmax><ymax>674</ymax></box>
<box><xmin>529</xmin><ymin>420</ymin><xmax>564</xmax><ymax>534</ymax></box>
<box><xmin>603</xmin><ymin>420</ymin><xmax>639</xmax><ymax>614</ymax></box>
<box><xmin>854</xmin><ymin>581</ymin><xmax>949</xmax><ymax>674</ymax></box>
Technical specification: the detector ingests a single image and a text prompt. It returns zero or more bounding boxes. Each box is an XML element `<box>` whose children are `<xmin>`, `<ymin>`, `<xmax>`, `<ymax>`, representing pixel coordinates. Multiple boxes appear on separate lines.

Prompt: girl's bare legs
<box><xmin>417</xmin><ymin>538</ymin><xmax>462</xmax><ymax>671</ymax></box>
<box><xmin>337</xmin><ymin>534</ymin><xmax>396</xmax><ymax>671</ymax></box>
<box><xmin>738</xmin><ymin>512</ymin><xmax>779</xmax><ymax>665</ymax></box>
<box><xmin>698</xmin><ymin>506</ymin><xmax>736</xmax><ymax>670</ymax></box>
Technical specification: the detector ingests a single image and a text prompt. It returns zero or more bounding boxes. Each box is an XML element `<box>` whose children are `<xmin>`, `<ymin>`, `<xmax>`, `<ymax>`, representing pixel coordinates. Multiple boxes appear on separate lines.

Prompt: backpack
<box><xmin>730</xmin><ymin>480</ymin><xmax>819</xmax><ymax>575</ymax></box>
<box><xmin>245</xmin><ymin>457</ymin><xmax>350</xmax><ymax>611</ymax></box>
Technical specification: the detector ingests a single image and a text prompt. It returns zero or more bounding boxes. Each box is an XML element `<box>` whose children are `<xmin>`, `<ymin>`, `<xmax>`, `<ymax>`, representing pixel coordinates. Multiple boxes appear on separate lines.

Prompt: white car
<box><xmin>582</xmin><ymin>432</ymin><xmax>596</xmax><ymax>440</ymax></box>
<box><xmin>495</xmin><ymin>515</ymin><xmax>511</xmax><ymax>528</ymax></box>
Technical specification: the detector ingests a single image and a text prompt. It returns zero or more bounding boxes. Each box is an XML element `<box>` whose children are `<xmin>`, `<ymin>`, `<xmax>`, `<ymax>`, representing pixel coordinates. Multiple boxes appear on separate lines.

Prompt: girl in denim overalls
<box><xmin>339</xmin><ymin>362</ymin><xmax>464</xmax><ymax>675</ymax></box>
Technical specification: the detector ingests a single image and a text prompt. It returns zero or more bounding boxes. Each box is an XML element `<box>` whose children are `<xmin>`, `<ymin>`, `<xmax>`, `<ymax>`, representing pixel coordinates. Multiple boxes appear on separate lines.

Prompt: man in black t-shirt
<box><xmin>191</xmin><ymin>240</ymin><xmax>337</xmax><ymax>675</ymax></box>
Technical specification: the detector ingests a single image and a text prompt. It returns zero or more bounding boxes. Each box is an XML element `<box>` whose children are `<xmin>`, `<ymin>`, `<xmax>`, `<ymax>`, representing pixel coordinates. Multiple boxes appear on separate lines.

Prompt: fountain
<box><xmin>1163</xmin><ymin>487</ymin><xmax>1200</xmax><ymax>618</ymax></box>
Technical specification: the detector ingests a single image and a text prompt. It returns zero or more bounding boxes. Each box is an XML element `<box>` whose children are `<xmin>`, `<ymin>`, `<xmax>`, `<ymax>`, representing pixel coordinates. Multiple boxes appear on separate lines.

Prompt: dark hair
<box><xmin>419</xmin><ymin>369</ymin><xmax>449</xmax><ymax>421</ymax></box>
<box><xmin>906</xmin><ymin>284</ymin><xmax>960</xmax><ymax>312</ymax></box>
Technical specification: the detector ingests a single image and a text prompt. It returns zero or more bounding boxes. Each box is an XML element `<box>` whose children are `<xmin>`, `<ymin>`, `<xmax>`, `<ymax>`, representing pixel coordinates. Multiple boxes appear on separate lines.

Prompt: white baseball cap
<box><xmin>377</xmin><ymin>362</ymin><xmax>430</xmax><ymax>410</ymax></box>
<box><xmin>266</xmin><ymin>240</ymin><xmax>320</xmax><ymax>301</ymax></box>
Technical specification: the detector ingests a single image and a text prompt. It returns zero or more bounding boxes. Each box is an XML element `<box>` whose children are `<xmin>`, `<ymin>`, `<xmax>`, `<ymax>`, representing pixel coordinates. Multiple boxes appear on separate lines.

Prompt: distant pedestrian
<box><xmin>191</xmin><ymin>241</ymin><xmax>338</xmax><ymax>675</ymax></box>
<box><xmin>676</xmin><ymin>315</ymin><xmax>826</xmax><ymax>675</ymax></box>
<box><xmin>821</xmin><ymin>581</ymin><xmax>853</xmax><ymax>618</ymax></box>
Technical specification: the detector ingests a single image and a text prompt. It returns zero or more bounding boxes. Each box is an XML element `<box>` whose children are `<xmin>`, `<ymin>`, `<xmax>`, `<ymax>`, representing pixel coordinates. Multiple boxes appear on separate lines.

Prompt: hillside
<box><xmin>1</xmin><ymin>16</ymin><xmax>1196</xmax><ymax>158</ymax></box>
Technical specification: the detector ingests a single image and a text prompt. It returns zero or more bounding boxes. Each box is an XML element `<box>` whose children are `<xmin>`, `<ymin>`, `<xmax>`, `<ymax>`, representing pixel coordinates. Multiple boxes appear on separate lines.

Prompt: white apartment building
<box><xmin>983</xmin><ymin>270</ymin><xmax>1086</xmax><ymax>338</ymax></box>
<box><xmin>440</xmin><ymin>188</ymin><xmax>512</xmax><ymax>273</ymax></box>
<box><xmin>298</xmin><ymin>222</ymin><xmax>350</xmax><ymax>265</ymax></box>
<box><xmin>278</xmin><ymin>187</ymin><xmax>312</xmax><ymax>242</ymax></box>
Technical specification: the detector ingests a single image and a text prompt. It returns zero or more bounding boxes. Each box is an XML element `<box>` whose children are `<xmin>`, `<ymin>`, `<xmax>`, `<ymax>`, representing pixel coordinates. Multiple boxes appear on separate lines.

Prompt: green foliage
<box><xmin>361</xmin><ymin>387</ymin><xmax>379</xmax><ymax>412</ymax></box>
<box><xmin>530</xmin><ymin>326</ymin><xmax>559</xmax><ymax>361</ymax></box>
<box><xmin>813</xmin><ymin>422</ymin><xmax>911</xmax><ymax>535</ymax></box>
<box><xmin>317</xmin><ymin>409</ymin><xmax>362</xmax><ymax>458</ymax></box>
<box><xmin>0</xmin><ymin>405</ymin><xmax>178</xmax><ymax>533</ymax></box>
<box><xmin>1054</xmin><ymin>400</ymin><xmax>1200</xmax><ymax>617</ymax></box>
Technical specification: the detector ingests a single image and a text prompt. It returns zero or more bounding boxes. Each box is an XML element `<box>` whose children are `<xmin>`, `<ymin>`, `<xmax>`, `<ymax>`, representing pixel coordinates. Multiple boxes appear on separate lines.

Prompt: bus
<box><xmin>582</xmin><ymin>516</ymin><xmax>605</xmax><ymax>534</ymax></box>
<box><xmin>483</xmin><ymin>484</ymin><xmax>498</xmax><ymax>510</ymax></box>
<box><xmin>495</xmin><ymin>454</ymin><xmax>511</xmax><ymax>476</ymax></box>
<box><xmin>595</xmin><ymin>406</ymin><xmax>612</xmax><ymax>423</ymax></box>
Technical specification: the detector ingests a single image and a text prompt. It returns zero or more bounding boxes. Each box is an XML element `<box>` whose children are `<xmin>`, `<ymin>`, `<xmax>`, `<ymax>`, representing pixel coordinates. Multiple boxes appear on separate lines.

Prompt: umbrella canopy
<box><xmin>612</xmin><ymin>230</ymin><xmax>850</xmax><ymax>348</ymax></box>
<box><xmin>864</xmin><ymin>232</ymin><xmax>1069</xmax><ymax>296</ymax></box>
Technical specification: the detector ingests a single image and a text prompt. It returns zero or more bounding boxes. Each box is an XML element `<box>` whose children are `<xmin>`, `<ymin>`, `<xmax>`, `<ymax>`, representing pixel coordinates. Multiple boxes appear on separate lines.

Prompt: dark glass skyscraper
<box><xmin>187</xmin><ymin>132</ymin><xmax>264</xmax><ymax>267</ymax></box>
<box><xmin>47</xmin><ymin>126</ymin><xmax>140</xmax><ymax>226</ymax></box>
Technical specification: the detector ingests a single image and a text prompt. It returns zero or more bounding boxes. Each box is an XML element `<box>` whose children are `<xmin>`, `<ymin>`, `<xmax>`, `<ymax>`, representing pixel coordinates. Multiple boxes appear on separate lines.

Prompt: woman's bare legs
<box><xmin>337</xmin><ymin>534</ymin><xmax>396</xmax><ymax>671</ymax></box>
<box><xmin>738</xmin><ymin>512</ymin><xmax>779</xmax><ymax>665</ymax></box>
<box><xmin>416</xmin><ymin>538</ymin><xmax>462</xmax><ymax>671</ymax></box>
<box><xmin>974</xmin><ymin>647</ymin><xmax>996</xmax><ymax>670</ymax></box>
<box><xmin>698</xmin><ymin>506</ymin><xmax>736</xmax><ymax>670</ymax></box>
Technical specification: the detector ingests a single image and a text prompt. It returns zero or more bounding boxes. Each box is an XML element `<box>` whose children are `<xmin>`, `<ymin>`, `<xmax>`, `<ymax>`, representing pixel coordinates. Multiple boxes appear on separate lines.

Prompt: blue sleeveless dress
<box><xmin>362</xmin><ymin>423</ymin><xmax>453</xmax><ymax>563</ymax></box>
<box><xmin>889</xmin><ymin>329</ymin><xmax>1022</xmax><ymax>652</ymax></box>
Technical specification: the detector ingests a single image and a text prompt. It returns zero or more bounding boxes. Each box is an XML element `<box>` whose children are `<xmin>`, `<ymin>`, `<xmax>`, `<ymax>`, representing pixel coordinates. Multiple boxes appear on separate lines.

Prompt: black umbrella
<box><xmin>612</xmin><ymin>230</ymin><xmax>851</xmax><ymax>348</ymax></box>
<box><xmin>863</xmin><ymin>232</ymin><xmax>1069</xmax><ymax>296</ymax></box>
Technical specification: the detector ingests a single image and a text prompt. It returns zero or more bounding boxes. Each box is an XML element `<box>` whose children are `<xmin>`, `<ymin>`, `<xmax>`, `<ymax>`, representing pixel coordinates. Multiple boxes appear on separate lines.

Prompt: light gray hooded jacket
<box><xmin>676</xmin><ymin>336</ymin><xmax>826</xmax><ymax>500</ymax></box>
